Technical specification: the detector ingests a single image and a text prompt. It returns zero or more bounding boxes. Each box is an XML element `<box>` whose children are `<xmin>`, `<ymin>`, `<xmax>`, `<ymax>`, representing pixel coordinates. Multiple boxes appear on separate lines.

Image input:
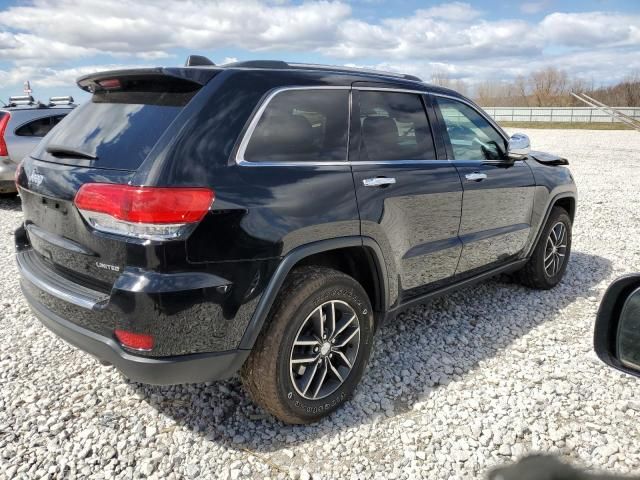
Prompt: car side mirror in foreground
<box><xmin>507</xmin><ymin>133</ymin><xmax>531</xmax><ymax>160</ymax></box>
<box><xmin>594</xmin><ymin>274</ymin><xmax>640</xmax><ymax>377</ymax></box>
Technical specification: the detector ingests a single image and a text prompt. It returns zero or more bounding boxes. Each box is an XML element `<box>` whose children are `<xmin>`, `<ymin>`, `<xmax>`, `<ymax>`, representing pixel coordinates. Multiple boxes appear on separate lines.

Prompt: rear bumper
<box><xmin>14</xmin><ymin>223</ymin><xmax>267</xmax><ymax>357</ymax></box>
<box><xmin>0</xmin><ymin>181</ymin><xmax>17</xmax><ymax>194</ymax></box>
<box><xmin>22</xmin><ymin>284</ymin><xmax>249</xmax><ymax>385</ymax></box>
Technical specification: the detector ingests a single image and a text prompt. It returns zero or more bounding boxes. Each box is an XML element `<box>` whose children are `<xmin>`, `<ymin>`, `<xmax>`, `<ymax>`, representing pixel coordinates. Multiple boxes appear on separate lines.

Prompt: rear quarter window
<box><xmin>242</xmin><ymin>89</ymin><xmax>349</xmax><ymax>163</ymax></box>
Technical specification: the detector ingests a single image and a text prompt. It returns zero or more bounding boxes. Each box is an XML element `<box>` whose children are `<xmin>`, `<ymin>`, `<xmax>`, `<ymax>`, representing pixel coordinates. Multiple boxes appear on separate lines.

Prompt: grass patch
<box><xmin>499</xmin><ymin>121</ymin><xmax>635</xmax><ymax>130</ymax></box>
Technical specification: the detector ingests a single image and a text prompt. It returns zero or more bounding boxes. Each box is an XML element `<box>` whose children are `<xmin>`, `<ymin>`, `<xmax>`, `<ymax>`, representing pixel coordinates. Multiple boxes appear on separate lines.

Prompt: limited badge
<box><xmin>95</xmin><ymin>261</ymin><xmax>120</xmax><ymax>272</ymax></box>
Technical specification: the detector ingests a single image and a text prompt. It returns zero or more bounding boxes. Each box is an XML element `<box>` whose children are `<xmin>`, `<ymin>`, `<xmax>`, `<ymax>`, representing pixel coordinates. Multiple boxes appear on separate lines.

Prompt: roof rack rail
<box><xmin>220</xmin><ymin>59</ymin><xmax>423</xmax><ymax>82</ymax></box>
<box><xmin>49</xmin><ymin>96</ymin><xmax>75</xmax><ymax>106</ymax></box>
<box><xmin>288</xmin><ymin>62</ymin><xmax>422</xmax><ymax>82</ymax></box>
<box><xmin>8</xmin><ymin>95</ymin><xmax>35</xmax><ymax>106</ymax></box>
<box><xmin>225</xmin><ymin>60</ymin><xmax>290</xmax><ymax>69</ymax></box>
<box><xmin>184</xmin><ymin>56</ymin><xmax>424</xmax><ymax>82</ymax></box>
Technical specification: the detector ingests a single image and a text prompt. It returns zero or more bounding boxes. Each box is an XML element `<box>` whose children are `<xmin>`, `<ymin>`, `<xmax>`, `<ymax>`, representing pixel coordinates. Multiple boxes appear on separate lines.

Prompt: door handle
<box><xmin>363</xmin><ymin>177</ymin><xmax>396</xmax><ymax>187</ymax></box>
<box><xmin>465</xmin><ymin>172</ymin><xmax>487</xmax><ymax>181</ymax></box>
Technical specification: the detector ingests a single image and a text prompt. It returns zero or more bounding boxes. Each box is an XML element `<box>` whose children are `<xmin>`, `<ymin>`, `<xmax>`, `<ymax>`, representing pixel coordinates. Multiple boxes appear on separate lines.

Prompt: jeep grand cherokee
<box><xmin>15</xmin><ymin>58</ymin><xmax>576</xmax><ymax>423</ymax></box>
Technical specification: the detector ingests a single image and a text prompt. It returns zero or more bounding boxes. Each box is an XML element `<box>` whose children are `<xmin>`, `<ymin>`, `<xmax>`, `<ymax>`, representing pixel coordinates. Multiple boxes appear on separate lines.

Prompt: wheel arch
<box><xmin>238</xmin><ymin>236</ymin><xmax>389</xmax><ymax>350</ymax></box>
<box><xmin>554</xmin><ymin>195</ymin><xmax>576</xmax><ymax>223</ymax></box>
<box><xmin>526</xmin><ymin>191</ymin><xmax>576</xmax><ymax>258</ymax></box>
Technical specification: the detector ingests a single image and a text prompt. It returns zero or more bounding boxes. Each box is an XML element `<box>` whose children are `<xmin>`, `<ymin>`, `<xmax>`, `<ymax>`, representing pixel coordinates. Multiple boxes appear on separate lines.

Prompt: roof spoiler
<box><xmin>76</xmin><ymin>67</ymin><xmax>219</xmax><ymax>92</ymax></box>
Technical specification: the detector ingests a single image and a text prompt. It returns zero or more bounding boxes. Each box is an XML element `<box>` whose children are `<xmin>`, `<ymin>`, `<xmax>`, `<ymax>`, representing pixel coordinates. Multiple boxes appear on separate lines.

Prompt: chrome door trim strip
<box><xmin>236</xmin><ymin>159</ymin><xmax>454</xmax><ymax>167</ymax></box>
<box><xmin>236</xmin><ymin>159</ymin><xmax>351</xmax><ymax>167</ymax></box>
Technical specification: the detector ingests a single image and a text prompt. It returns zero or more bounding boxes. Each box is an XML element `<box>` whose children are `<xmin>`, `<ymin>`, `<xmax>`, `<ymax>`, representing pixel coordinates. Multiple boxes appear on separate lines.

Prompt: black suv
<box><xmin>15</xmin><ymin>59</ymin><xmax>576</xmax><ymax>423</ymax></box>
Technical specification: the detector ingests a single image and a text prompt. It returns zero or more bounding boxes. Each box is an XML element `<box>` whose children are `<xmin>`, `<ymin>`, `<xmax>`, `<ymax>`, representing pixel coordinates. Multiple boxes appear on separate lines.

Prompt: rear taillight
<box><xmin>74</xmin><ymin>183</ymin><xmax>214</xmax><ymax>240</ymax></box>
<box><xmin>115</xmin><ymin>329</ymin><xmax>154</xmax><ymax>351</ymax></box>
<box><xmin>0</xmin><ymin>113</ymin><xmax>10</xmax><ymax>157</ymax></box>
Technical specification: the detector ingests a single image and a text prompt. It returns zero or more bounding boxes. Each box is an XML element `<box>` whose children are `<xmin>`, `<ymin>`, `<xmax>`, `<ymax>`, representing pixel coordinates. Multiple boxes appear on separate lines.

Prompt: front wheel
<box><xmin>517</xmin><ymin>206</ymin><xmax>572</xmax><ymax>289</ymax></box>
<box><xmin>241</xmin><ymin>267</ymin><xmax>374</xmax><ymax>424</ymax></box>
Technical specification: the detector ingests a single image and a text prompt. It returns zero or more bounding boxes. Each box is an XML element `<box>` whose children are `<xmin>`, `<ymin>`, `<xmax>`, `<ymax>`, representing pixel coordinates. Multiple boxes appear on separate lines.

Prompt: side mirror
<box><xmin>507</xmin><ymin>133</ymin><xmax>530</xmax><ymax>160</ymax></box>
<box><xmin>594</xmin><ymin>274</ymin><xmax>640</xmax><ymax>377</ymax></box>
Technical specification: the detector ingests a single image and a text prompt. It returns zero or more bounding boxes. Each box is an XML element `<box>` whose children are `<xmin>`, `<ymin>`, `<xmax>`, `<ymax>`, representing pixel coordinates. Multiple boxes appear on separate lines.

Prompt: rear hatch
<box><xmin>18</xmin><ymin>68</ymin><xmax>217</xmax><ymax>289</ymax></box>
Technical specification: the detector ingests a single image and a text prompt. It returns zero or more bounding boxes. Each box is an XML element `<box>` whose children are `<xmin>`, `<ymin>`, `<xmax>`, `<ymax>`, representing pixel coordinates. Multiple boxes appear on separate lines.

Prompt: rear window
<box><xmin>16</xmin><ymin>115</ymin><xmax>67</xmax><ymax>137</ymax></box>
<box><xmin>33</xmin><ymin>78</ymin><xmax>201</xmax><ymax>170</ymax></box>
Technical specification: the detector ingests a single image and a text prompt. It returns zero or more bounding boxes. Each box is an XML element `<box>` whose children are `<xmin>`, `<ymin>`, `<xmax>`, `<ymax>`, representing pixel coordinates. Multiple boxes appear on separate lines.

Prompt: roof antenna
<box><xmin>185</xmin><ymin>55</ymin><xmax>216</xmax><ymax>67</ymax></box>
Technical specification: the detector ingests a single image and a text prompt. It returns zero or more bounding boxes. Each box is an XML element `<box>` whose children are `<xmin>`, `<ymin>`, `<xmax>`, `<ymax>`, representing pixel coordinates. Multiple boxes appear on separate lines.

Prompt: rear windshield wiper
<box><xmin>46</xmin><ymin>144</ymin><xmax>97</xmax><ymax>160</ymax></box>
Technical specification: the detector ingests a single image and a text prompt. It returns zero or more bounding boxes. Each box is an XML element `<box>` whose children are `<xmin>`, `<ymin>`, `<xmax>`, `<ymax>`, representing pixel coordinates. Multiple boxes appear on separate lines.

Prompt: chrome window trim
<box><xmin>236</xmin><ymin>159</ymin><xmax>351</xmax><ymax>167</ymax></box>
<box><xmin>353</xmin><ymin>86</ymin><xmax>428</xmax><ymax>95</ymax></box>
<box><xmin>353</xmin><ymin>159</ymin><xmax>451</xmax><ymax>165</ymax></box>
<box><xmin>234</xmin><ymin>86</ymin><xmax>475</xmax><ymax>167</ymax></box>
<box><xmin>235</xmin><ymin>159</ymin><xmax>452</xmax><ymax>167</ymax></box>
<box><xmin>235</xmin><ymin>86</ymin><xmax>351</xmax><ymax>166</ymax></box>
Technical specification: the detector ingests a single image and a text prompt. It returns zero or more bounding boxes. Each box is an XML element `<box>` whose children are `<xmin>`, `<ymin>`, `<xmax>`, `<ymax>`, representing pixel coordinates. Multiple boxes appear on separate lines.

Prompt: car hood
<box><xmin>529</xmin><ymin>150</ymin><xmax>569</xmax><ymax>166</ymax></box>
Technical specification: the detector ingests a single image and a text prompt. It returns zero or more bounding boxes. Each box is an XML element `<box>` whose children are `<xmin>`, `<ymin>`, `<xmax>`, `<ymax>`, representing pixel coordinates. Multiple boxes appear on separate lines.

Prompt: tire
<box><xmin>517</xmin><ymin>206</ymin><xmax>572</xmax><ymax>290</ymax></box>
<box><xmin>241</xmin><ymin>266</ymin><xmax>374</xmax><ymax>424</ymax></box>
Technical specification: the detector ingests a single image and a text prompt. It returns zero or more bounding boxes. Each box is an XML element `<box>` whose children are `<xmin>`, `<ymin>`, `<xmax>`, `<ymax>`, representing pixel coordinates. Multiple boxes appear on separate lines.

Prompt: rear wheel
<box><xmin>517</xmin><ymin>207</ymin><xmax>572</xmax><ymax>289</ymax></box>
<box><xmin>241</xmin><ymin>266</ymin><xmax>374</xmax><ymax>424</ymax></box>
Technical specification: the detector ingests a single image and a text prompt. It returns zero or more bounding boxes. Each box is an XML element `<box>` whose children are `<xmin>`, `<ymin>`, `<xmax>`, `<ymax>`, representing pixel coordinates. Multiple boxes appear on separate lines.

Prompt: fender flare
<box><xmin>525</xmin><ymin>191</ymin><xmax>576</xmax><ymax>258</ymax></box>
<box><xmin>238</xmin><ymin>236</ymin><xmax>389</xmax><ymax>350</ymax></box>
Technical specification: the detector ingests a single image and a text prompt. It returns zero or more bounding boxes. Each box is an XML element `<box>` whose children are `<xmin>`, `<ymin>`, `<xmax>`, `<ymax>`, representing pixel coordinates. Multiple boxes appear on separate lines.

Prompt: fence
<box><xmin>483</xmin><ymin>107</ymin><xmax>640</xmax><ymax>124</ymax></box>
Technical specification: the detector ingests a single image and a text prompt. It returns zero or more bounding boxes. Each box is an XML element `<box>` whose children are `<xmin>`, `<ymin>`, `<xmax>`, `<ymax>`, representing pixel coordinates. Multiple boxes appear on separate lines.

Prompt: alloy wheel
<box><xmin>289</xmin><ymin>300</ymin><xmax>360</xmax><ymax>400</ymax></box>
<box><xmin>544</xmin><ymin>221</ymin><xmax>568</xmax><ymax>277</ymax></box>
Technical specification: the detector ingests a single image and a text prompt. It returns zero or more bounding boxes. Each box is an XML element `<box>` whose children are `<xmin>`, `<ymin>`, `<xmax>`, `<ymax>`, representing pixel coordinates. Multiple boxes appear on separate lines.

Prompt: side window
<box><xmin>15</xmin><ymin>116</ymin><xmax>61</xmax><ymax>137</ymax></box>
<box><xmin>244</xmin><ymin>89</ymin><xmax>349</xmax><ymax>162</ymax></box>
<box><xmin>358</xmin><ymin>91</ymin><xmax>435</xmax><ymax>161</ymax></box>
<box><xmin>50</xmin><ymin>115</ymin><xmax>66</xmax><ymax>127</ymax></box>
<box><xmin>435</xmin><ymin>97</ymin><xmax>506</xmax><ymax>161</ymax></box>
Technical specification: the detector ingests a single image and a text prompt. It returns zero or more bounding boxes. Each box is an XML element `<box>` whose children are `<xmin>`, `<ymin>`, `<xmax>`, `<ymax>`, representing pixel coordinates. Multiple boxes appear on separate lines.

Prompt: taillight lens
<box><xmin>0</xmin><ymin>113</ymin><xmax>11</xmax><ymax>157</ymax></box>
<box><xmin>115</xmin><ymin>329</ymin><xmax>154</xmax><ymax>351</ymax></box>
<box><xmin>74</xmin><ymin>183</ymin><xmax>214</xmax><ymax>240</ymax></box>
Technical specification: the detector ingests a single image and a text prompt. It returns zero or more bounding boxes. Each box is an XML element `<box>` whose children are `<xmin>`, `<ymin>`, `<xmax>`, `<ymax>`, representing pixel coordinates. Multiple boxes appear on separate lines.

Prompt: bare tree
<box><xmin>450</xmin><ymin>79</ymin><xmax>469</xmax><ymax>97</ymax></box>
<box><xmin>529</xmin><ymin>67</ymin><xmax>569</xmax><ymax>107</ymax></box>
<box><xmin>514</xmin><ymin>75</ymin><xmax>529</xmax><ymax>107</ymax></box>
<box><xmin>621</xmin><ymin>71</ymin><xmax>640</xmax><ymax>106</ymax></box>
<box><xmin>430</xmin><ymin>70</ymin><xmax>470</xmax><ymax>97</ymax></box>
<box><xmin>430</xmin><ymin>69</ymin><xmax>451</xmax><ymax>88</ymax></box>
<box><xmin>471</xmin><ymin>67</ymin><xmax>639</xmax><ymax>107</ymax></box>
<box><xmin>475</xmin><ymin>81</ymin><xmax>496</xmax><ymax>107</ymax></box>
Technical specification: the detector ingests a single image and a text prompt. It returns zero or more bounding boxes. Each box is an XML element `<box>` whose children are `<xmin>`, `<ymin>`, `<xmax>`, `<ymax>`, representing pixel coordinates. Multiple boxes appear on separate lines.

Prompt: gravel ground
<box><xmin>1</xmin><ymin>128</ymin><xmax>639</xmax><ymax>480</ymax></box>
